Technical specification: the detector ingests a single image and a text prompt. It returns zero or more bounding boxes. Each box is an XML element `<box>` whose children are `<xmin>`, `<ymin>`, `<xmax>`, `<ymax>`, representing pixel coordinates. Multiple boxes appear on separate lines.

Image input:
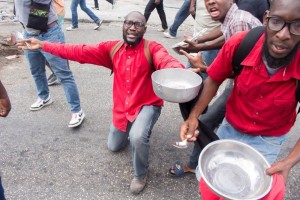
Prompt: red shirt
<box><xmin>207</xmin><ymin>31</ymin><xmax>300</xmax><ymax>136</ymax></box>
<box><xmin>43</xmin><ymin>39</ymin><xmax>185</xmax><ymax>131</ymax></box>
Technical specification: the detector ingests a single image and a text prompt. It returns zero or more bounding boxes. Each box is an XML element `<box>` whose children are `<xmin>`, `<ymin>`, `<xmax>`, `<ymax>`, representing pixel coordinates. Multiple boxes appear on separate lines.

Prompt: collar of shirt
<box><xmin>241</xmin><ymin>34</ymin><xmax>300</xmax><ymax>81</ymax></box>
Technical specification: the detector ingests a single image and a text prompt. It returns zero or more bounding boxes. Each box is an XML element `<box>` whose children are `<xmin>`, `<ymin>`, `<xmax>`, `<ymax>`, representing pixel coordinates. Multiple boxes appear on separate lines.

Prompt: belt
<box><xmin>48</xmin><ymin>21</ymin><xmax>58</xmax><ymax>29</ymax></box>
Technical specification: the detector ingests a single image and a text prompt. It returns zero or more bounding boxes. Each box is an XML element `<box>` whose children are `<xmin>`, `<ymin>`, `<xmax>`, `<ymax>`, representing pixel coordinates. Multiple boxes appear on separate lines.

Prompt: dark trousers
<box><xmin>94</xmin><ymin>0</ymin><xmax>99</xmax><ymax>8</ymax></box>
<box><xmin>0</xmin><ymin>177</ymin><xmax>6</xmax><ymax>200</ymax></box>
<box><xmin>144</xmin><ymin>0</ymin><xmax>168</xmax><ymax>29</ymax></box>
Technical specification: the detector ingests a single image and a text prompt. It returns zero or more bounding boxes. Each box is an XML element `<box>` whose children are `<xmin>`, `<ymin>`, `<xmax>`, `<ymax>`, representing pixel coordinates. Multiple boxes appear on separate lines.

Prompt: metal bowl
<box><xmin>198</xmin><ymin>140</ymin><xmax>273</xmax><ymax>200</ymax></box>
<box><xmin>151</xmin><ymin>68</ymin><xmax>202</xmax><ymax>103</ymax></box>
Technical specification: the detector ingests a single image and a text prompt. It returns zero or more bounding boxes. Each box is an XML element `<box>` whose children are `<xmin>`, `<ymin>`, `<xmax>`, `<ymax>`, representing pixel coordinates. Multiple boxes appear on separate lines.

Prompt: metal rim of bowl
<box><xmin>198</xmin><ymin>139</ymin><xmax>273</xmax><ymax>200</ymax></box>
<box><xmin>151</xmin><ymin>68</ymin><xmax>202</xmax><ymax>89</ymax></box>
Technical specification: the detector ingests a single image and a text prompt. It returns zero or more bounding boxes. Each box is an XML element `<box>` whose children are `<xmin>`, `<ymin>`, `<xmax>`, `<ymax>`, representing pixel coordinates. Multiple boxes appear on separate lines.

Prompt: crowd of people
<box><xmin>1</xmin><ymin>0</ymin><xmax>300</xmax><ymax>199</ymax></box>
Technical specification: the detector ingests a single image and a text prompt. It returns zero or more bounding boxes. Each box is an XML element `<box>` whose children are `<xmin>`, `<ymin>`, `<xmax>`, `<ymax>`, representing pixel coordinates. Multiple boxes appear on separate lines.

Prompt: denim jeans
<box><xmin>217</xmin><ymin>118</ymin><xmax>287</xmax><ymax>164</ymax></box>
<box><xmin>24</xmin><ymin>24</ymin><xmax>81</xmax><ymax>113</ymax></box>
<box><xmin>70</xmin><ymin>0</ymin><xmax>100</xmax><ymax>28</ymax></box>
<box><xmin>0</xmin><ymin>177</ymin><xmax>5</xmax><ymax>200</ymax></box>
<box><xmin>169</xmin><ymin>0</ymin><xmax>194</xmax><ymax>37</ymax></box>
<box><xmin>144</xmin><ymin>0</ymin><xmax>168</xmax><ymax>30</ymax></box>
<box><xmin>107</xmin><ymin>106</ymin><xmax>161</xmax><ymax>179</ymax></box>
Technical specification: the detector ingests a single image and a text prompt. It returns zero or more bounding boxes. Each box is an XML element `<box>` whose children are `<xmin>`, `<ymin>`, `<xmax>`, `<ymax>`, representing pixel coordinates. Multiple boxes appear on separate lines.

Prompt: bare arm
<box><xmin>266</xmin><ymin>138</ymin><xmax>300</xmax><ymax>183</ymax></box>
<box><xmin>0</xmin><ymin>81</ymin><xmax>11</xmax><ymax>117</ymax></box>
<box><xmin>177</xmin><ymin>26</ymin><xmax>224</xmax><ymax>53</ymax></box>
<box><xmin>190</xmin><ymin>0</ymin><xmax>196</xmax><ymax>17</ymax></box>
<box><xmin>178</xmin><ymin>34</ymin><xmax>225</xmax><ymax>53</ymax></box>
<box><xmin>196</xmin><ymin>26</ymin><xmax>223</xmax><ymax>43</ymax></box>
<box><xmin>180</xmin><ymin>77</ymin><xmax>221</xmax><ymax>141</ymax></box>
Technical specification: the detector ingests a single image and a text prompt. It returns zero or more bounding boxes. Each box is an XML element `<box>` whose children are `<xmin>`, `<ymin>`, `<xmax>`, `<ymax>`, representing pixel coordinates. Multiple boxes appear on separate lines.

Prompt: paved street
<box><xmin>0</xmin><ymin>0</ymin><xmax>300</xmax><ymax>199</ymax></box>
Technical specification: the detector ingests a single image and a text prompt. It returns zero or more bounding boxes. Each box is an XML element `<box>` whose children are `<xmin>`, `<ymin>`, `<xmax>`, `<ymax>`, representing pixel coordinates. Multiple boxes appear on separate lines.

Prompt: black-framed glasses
<box><xmin>267</xmin><ymin>16</ymin><xmax>300</xmax><ymax>36</ymax></box>
<box><xmin>123</xmin><ymin>20</ymin><xmax>145</xmax><ymax>28</ymax></box>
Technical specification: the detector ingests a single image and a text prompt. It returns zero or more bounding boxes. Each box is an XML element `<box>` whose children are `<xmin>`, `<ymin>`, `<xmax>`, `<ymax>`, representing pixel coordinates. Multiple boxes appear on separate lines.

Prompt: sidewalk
<box><xmin>63</xmin><ymin>0</ymin><xmax>195</xmax><ymax>27</ymax></box>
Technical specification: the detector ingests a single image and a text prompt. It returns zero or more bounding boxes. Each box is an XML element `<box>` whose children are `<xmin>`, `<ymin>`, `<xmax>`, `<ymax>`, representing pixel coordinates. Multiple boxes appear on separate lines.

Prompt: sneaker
<box><xmin>66</xmin><ymin>26</ymin><xmax>78</xmax><ymax>31</ymax></box>
<box><xmin>94</xmin><ymin>19</ymin><xmax>103</xmax><ymax>30</ymax></box>
<box><xmin>47</xmin><ymin>73</ymin><xmax>60</xmax><ymax>86</ymax></box>
<box><xmin>68</xmin><ymin>109</ymin><xmax>85</xmax><ymax>128</ymax></box>
<box><xmin>130</xmin><ymin>175</ymin><xmax>147</xmax><ymax>195</ymax></box>
<box><xmin>157</xmin><ymin>28</ymin><xmax>168</xmax><ymax>32</ymax></box>
<box><xmin>30</xmin><ymin>96</ymin><xmax>53</xmax><ymax>111</ymax></box>
<box><xmin>163</xmin><ymin>32</ymin><xmax>176</xmax><ymax>39</ymax></box>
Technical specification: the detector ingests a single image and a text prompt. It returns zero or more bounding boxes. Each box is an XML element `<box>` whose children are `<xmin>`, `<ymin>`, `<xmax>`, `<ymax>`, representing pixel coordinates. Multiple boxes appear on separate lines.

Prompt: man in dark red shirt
<box><xmin>180</xmin><ymin>0</ymin><xmax>300</xmax><ymax>198</ymax></box>
<box><xmin>18</xmin><ymin>11</ymin><xmax>185</xmax><ymax>195</ymax></box>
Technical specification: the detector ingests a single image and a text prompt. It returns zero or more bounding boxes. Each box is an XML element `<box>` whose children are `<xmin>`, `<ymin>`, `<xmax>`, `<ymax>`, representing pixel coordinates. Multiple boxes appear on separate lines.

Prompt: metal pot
<box><xmin>151</xmin><ymin>68</ymin><xmax>202</xmax><ymax>103</ymax></box>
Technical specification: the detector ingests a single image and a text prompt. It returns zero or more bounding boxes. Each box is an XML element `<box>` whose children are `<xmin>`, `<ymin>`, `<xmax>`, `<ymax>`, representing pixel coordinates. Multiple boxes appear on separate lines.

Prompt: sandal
<box><xmin>168</xmin><ymin>161</ymin><xmax>196</xmax><ymax>177</ymax></box>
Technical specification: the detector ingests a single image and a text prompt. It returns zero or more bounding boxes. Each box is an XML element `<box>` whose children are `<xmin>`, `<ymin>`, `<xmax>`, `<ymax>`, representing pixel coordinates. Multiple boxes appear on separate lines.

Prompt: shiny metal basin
<box><xmin>198</xmin><ymin>140</ymin><xmax>273</xmax><ymax>200</ymax></box>
<box><xmin>151</xmin><ymin>68</ymin><xmax>202</xmax><ymax>103</ymax></box>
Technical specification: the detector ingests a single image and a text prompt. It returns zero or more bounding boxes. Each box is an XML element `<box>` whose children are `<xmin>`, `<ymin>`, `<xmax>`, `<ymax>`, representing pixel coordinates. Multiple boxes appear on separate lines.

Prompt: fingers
<box><xmin>179</xmin><ymin>49</ymin><xmax>190</xmax><ymax>58</ymax></box>
<box><xmin>180</xmin><ymin>123</ymin><xmax>189</xmax><ymax>141</ymax></box>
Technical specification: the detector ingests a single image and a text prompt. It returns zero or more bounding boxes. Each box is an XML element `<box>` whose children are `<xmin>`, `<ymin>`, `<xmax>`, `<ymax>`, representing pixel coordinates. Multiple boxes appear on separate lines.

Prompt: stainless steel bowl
<box><xmin>151</xmin><ymin>68</ymin><xmax>202</xmax><ymax>103</ymax></box>
<box><xmin>198</xmin><ymin>140</ymin><xmax>273</xmax><ymax>200</ymax></box>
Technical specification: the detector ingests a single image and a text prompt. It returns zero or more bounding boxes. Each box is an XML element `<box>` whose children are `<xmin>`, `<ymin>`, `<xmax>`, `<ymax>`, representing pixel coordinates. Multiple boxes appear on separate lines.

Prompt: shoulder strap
<box><xmin>232</xmin><ymin>26</ymin><xmax>265</xmax><ymax>76</ymax></box>
<box><xmin>110</xmin><ymin>40</ymin><xmax>124</xmax><ymax>61</ymax></box>
<box><xmin>143</xmin><ymin>39</ymin><xmax>153</xmax><ymax>68</ymax></box>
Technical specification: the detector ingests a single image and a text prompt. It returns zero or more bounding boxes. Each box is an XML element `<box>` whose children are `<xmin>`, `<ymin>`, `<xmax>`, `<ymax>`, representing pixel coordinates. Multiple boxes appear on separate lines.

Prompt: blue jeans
<box><xmin>107</xmin><ymin>106</ymin><xmax>161</xmax><ymax>179</ymax></box>
<box><xmin>71</xmin><ymin>0</ymin><xmax>100</xmax><ymax>28</ymax></box>
<box><xmin>0</xmin><ymin>177</ymin><xmax>5</xmax><ymax>200</ymax></box>
<box><xmin>169</xmin><ymin>0</ymin><xmax>194</xmax><ymax>37</ymax></box>
<box><xmin>24</xmin><ymin>24</ymin><xmax>81</xmax><ymax>113</ymax></box>
<box><xmin>217</xmin><ymin>118</ymin><xmax>287</xmax><ymax>164</ymax></box>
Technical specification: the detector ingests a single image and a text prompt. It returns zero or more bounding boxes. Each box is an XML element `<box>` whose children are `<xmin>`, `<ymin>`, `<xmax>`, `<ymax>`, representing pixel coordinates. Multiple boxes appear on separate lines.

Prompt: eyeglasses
<box><xmin>123</xmin><ymin>20</ymin><xmax>145</xmax><ymax>28</ymax></box>
<box><xmin>267</xmin><ymin>16</ymin><xmax>300</xmax><ymax>36</ymax></box>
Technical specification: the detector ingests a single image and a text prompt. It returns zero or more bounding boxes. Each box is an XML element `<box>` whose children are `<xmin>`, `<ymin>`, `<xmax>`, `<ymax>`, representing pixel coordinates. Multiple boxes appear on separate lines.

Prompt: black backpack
<box><xmin>232</xmin><ymin>26</ymin><xmax>300</xmax><ymax>113</ymax></box>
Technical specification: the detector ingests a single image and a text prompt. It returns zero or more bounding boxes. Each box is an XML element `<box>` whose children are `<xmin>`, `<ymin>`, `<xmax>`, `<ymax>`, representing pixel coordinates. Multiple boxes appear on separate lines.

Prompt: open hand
<box><xmin>16</xmin><ymin>38</ymin><xmax>44</xmax><ymax>50</ymax></box>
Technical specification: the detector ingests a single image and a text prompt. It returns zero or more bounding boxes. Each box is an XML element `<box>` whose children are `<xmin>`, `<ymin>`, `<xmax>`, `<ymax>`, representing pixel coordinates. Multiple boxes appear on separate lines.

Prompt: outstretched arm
<box><xmin>266</xmin><ymin>138</ymin><xmax>300</xmax><ymax>183</ymax></box>
<box><xmin>17</xmin><ymin>38</ymin><xmax>113</xmax><ymax>67</ymax></box>
<box><xmin>0</xmin><ymin>81</ymin><xmax>11</xmax><ymax>117</ymax></box>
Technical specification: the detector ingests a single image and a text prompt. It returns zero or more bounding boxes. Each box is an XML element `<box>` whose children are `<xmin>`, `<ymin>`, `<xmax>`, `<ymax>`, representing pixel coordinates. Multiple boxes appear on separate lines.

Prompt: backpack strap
<box><xmin>232</xmin><ymin>26</ymin><xmax>265</xmax><ymax>76</ymax></box>
<box><xmin>110</xmin><ymin>40</ymin><xmax>124</xmax><ymax>61</ymax></box>
<box><xmin>143</xmin><ymin>39</ymin><xmax>153</xmax><ymax>68</ymax></box>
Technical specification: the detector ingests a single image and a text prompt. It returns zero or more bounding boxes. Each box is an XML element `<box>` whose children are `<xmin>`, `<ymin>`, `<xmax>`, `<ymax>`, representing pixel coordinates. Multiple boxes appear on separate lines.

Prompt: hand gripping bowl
<box><xmin>151</xmin><ymin>68</ymin><xmax>202</xmax><ymax>103</ymax></box>
<box><xmin>198</xmin><ymin>140</ymin><xmax>273</xmax><ymax>200</ymax></box>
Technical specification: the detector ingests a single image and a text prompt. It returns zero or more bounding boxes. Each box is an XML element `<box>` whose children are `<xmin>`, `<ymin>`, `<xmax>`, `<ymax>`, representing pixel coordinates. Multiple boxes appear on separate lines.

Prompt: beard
<box><xmin>262</xmin><ymin>37</ymin><xmax>300</xmax><ymax>69</ymax></box>
<box><xmin>123</xmin><ymin>33</ymin><xmax>143</xmax><ymax>46</ymax></box>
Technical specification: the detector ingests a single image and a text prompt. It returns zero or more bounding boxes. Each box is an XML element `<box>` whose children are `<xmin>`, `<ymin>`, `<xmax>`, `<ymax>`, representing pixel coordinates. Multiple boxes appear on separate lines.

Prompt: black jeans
<box><xmin>144</xmin><ymin>0</ymin><xmax>168</xmax><ymax>29</ymax></box>
<box><xmin>94</xmin><ymin>0</ymin><xmax>99</xmax><ymax>8</ymax></box>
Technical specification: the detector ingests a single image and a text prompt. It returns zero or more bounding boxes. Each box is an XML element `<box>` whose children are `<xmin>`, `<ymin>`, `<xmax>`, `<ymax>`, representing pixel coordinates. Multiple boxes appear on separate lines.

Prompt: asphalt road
<box><xmin>0</xmin><ymin>21</ymin><xmax>300</xmax><ymax>200</ymax></box>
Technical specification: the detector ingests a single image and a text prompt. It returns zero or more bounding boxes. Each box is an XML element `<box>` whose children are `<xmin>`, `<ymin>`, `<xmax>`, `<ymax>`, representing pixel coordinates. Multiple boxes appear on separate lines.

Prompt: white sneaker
<box><xmin>94</xmin><ymin>20</ymin><xmax>103</xmax><ymax>30</ymax></box>
<box><xmin>68</xmin><ymin>109</ymin><xmax>85</xmax><ymax>128</ymax></box>
<box><xmin>30</xmin><ymin>96</ymin><xmax>53</xmax><ymax>111</ymax></box>
<box><xmin>163</xmin><ymin>32</ymin><xmax>176</xmax><ymax>39</ymax></box>
<box><xmin>66</xmin><ymin>26</ymin><xmax>78</xmax><ymax>31</ymax></box>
